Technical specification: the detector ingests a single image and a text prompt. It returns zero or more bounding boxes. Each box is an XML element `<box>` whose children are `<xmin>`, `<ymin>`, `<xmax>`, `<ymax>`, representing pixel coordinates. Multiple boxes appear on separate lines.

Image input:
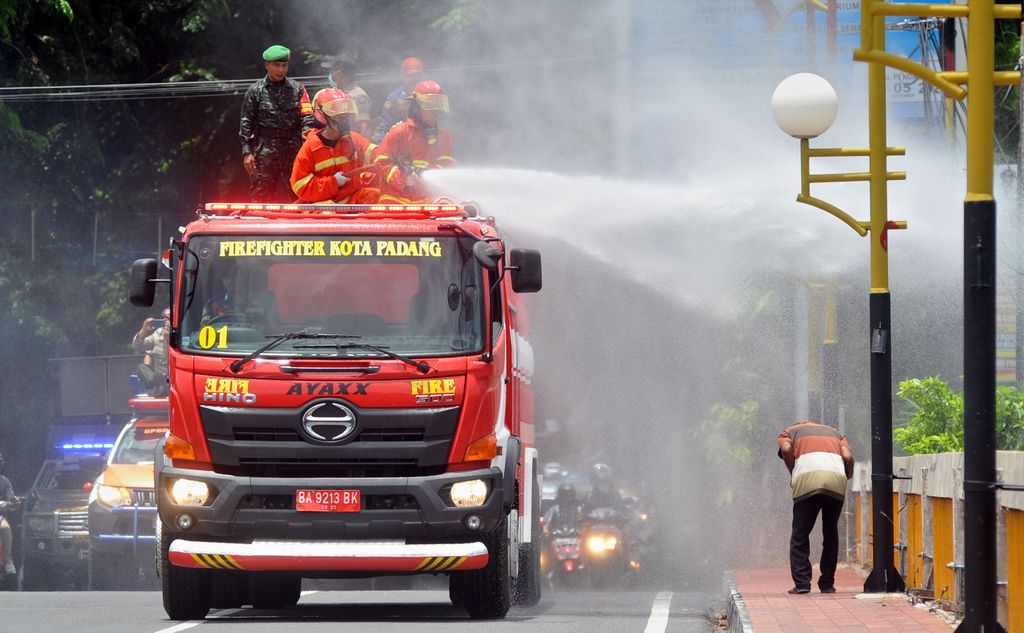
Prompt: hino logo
<box><xmin>301</xmin><ymin>401</ymin><xmax>357</xmax><ymax>443</ymax></box>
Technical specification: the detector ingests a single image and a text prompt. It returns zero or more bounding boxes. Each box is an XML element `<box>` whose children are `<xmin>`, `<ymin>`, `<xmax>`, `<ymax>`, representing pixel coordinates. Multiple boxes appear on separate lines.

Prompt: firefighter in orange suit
<box><xmin>290</xmin><ymin>88</ymin><xmax>379</xmax><ymax>204</ymax></box>
<box><xmin>374</xmin><ymin>80</ymin><xmax>453</xmax><ymax>204</ymax></box>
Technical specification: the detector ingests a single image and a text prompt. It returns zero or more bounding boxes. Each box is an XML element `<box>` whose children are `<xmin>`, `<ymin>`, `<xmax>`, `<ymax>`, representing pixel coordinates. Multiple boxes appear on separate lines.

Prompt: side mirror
<box><xmin>509</xmin><ymin>248</ymin><xmax>542</xmax><ymax>293</ymax></box>
<box><xmin>473</xmin><ymin>241</ymin><xmax>501</xmax><ymax>270</ymax></box>
<box><xmin>129</xmin><ymin>258</ymin><xmax>158</xmax><ymax>307</ymax></box>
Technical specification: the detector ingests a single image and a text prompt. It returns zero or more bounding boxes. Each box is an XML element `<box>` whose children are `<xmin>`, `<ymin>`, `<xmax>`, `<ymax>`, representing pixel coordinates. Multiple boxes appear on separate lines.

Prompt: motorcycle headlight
<box><xmin>95</xmin><ymin>484</ymin><xmax>132</xmax><ymax>507</ymax></box>
<box><xmin>587</xmin><ymin>535</ymin><xmax>609</xmax><ymax>553</ymax></box>
<box><xmin>449</xmin><ymin>479</ymin><xmax>488</xmax><ymax>508</ymax></box>
<box><xmin>25</xmin><ymin>515</ymin><xmax>55</xmax><ymax>535</ymax></box>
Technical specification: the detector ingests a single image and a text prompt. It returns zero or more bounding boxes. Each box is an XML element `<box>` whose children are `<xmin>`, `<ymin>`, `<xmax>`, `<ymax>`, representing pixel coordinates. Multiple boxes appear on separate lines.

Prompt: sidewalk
<box><xmin>728</xmin><ymin>567</ymin><xmax>955</xmax><ymax>632</ymax></box>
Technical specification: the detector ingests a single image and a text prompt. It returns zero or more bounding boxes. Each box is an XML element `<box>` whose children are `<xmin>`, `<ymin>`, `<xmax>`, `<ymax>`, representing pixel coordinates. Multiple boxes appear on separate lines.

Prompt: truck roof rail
<box><xmin>201</xmin><ymin>202</ymin><xmax>473</xmax><ymax>220</ymax></box>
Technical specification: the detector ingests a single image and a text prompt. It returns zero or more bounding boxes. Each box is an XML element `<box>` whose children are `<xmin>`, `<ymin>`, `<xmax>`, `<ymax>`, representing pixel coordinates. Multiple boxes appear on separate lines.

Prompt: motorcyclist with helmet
<box><xmin>582</xmin><ymin>463</ymin><xmax>624</xmax><ymax>513</ymax></box>
<box><xmin>374</xmin><ymin>79</ymin><xmax>454</xmax><ymax>204</ymax></box>
<box><xmin>290</xmin><ymin>87</ymin><xmax>380</xmax><ymax>204</ymax></box>
<box><xmin>544</xmin><ymin>482</ymin><xmax>582</xmax><ymax>533</ymax></box>
<box><xmin>0</xmin><ymin>452</ymin><xmax>20</xmax><ymax>575</ymax></box>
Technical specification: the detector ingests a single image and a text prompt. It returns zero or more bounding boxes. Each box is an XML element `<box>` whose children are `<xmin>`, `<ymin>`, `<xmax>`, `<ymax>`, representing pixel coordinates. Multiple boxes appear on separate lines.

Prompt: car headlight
<box><xmin>25</xmin><ymin>515</ymin><xmax>55</xmax><ymax>535</ymax></box>
<box><xmin>449</xmin><ymin>479</ymin><xmax>488</xmax><ymax>508</ymax></box>
<box><xmin>94</xmin><ymin>484</ymin><xmax>132</xmax><ymax>507</ymax></box>
<box><xmin>169</xmin><ymin>478</ymin><xmax>210</xmax><ymax>507</ymax></box>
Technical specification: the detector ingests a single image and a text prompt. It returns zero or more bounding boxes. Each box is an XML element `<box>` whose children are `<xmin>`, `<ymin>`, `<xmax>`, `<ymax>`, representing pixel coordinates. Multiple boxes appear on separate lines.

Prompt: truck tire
<box><xmin>456</xmin><ymin>513</ymin><xmax>512</xmax><ymax>619</ymax></box>
<box><xmin>513</xmin><ymin>477</ymin><xmax>543</xmax><ymax>607</ymax></box>
<box><xmin>249</xmin><ymin>575</ymin><xmax>301</xmax><ymax>609</ymax></box>
<box><xmin>159</xmin><ymin>528</ymin><xmax>211</xmax><ymax>620</ymax></box>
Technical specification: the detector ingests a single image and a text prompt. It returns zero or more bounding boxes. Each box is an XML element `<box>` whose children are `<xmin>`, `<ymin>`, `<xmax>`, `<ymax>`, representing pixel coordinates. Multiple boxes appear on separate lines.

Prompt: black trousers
<box><xmin>790</xmin><ymin>494</ymin><xmax>844</xmax><ymax>590</ymax></box>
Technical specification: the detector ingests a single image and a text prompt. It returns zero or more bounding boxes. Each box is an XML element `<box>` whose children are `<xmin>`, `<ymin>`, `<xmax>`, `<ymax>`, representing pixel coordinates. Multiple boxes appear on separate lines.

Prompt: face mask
<box><xmin>328</xmin><ymin>116</ymin><xmax>350</xmax><ymax>137</ymax></box>
<box><xmin>327</xmin><ymin>73</ymin><xmax>337</xmax><ymax>89</ymax></box>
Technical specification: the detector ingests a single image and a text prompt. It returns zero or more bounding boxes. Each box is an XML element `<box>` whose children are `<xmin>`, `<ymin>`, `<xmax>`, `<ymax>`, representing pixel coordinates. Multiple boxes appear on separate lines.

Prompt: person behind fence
<box><xmin>777</xmin><ymin>420</ymin><xmax>854</xmax><ymax>594</ymax></box>
<box><xmin>132</xmin><ymin>308</ymin><xmax>170</xmax><ymax>396</ymax></box>
<box><xmin>0</xmin><ymin>451</ymin><xmax>19</xmax><ymax>575</ymax></box>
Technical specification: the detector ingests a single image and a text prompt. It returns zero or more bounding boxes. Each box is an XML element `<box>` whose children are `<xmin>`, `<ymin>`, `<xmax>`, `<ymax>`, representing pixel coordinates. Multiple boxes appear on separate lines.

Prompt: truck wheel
<box><xmin>459</xmin><ymin>513</ymin><xmax>512</xmax><ymax>619</ymax></box>
<box><xmin>159</xmin><ymin>528</ymin><xmax>211</xmax><ymax>620</ymax></box>
<box><xmin>513</xmin><ymin>477</ymin><xmax>543</xmax><ymax>607</ymax></box>
<box><xmin>249</xmin><ymin>575</ymin><xmax>301</xmax><ymax>609</ymax></box>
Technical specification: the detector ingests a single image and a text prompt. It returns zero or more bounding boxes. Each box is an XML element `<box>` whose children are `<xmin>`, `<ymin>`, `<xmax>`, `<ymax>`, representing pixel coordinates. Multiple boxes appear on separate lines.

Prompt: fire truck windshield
<box><xmin>178</xmin><ymin>234</ymin><xmax>484</xmax><ymax>359</ymax></box>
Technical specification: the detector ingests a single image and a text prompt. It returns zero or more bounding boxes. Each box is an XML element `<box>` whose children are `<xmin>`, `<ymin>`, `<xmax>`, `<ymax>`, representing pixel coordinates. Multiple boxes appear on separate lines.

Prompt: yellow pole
<box><xmin>862</xmin><ymin>0</ymin><xmax>905</xmax><ymax>593</ymax></box>
<box><xmin>961</xmin><ymin>1</ymin><xmax>998</xmax><ymax>629</ymax></box>
<box><xmin>868</xmin><ymin>8</ymin><xmax>889</xmax><ymax>292</ymax></box>
<box><xmin>966</xmin><ymin>1</ymin><xmax>993</xmax><ymax>201</ymax></box>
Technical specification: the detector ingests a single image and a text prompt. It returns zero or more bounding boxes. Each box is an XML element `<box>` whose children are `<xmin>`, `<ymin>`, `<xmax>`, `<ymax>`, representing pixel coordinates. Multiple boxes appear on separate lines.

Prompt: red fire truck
<box><xmin>129</xmin><ymin>202</ymin><xmax>542</xmax><ymax>620</ymax></box>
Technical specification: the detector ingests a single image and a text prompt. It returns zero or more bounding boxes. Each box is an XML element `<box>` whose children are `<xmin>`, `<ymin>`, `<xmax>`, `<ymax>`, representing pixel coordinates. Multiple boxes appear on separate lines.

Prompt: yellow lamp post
<box><xmin>772</xmin><ymin>69</ymin><xmax>907</xmax><ymax>594</ymax></box>
<box><xmin>775</xmin><ymin>1</ymin><xmax>1023</xmax><ymax>628</ymax></box>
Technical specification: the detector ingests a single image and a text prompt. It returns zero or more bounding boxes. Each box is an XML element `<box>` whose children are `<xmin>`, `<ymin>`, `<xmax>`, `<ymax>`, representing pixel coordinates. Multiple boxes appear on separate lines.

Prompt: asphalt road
<box><xmin>0</xmin><ymin>585</ymin><xmax>718</xmax><ymax>633</ymax></box>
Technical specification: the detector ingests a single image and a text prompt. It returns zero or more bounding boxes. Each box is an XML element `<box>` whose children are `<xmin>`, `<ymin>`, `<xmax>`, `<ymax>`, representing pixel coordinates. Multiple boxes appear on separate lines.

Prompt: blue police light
<box><xmin>57</xmin><ymin>442</ymin><xmax>115</xmax><ymax>452</ymax></box>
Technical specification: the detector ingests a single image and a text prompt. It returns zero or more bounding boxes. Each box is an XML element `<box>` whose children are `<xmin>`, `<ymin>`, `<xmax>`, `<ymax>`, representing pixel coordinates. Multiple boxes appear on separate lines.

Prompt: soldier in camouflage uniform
<box><xmin>239</xmin><ymin>44</ymin><xmax>315</xmax><ymax>202</ymax></box>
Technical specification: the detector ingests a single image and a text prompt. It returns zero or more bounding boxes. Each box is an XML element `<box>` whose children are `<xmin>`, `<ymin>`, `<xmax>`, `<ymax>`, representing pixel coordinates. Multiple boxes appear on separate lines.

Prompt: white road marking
<box><xmin>300</xmin><ymin>590</ymin><xmax>318</xmax><ymax>596</ymax></box>
<box><xmin>643</xmin><ymin>591</ymin><xmax>673</xmax><ymax>633</ymax></box>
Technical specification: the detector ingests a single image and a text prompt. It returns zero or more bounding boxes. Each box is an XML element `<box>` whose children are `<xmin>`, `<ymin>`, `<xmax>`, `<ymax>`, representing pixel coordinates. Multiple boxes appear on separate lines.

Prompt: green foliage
<box><xmin>894</xmin><ymin>377</ymin><xmax>963</xmax><ymax>454</ymax></box>
<box><xmin>697</xmin><ymin>398</ymin><xmax>761</xmax><ymax>507</ymax></box>
<box><xmin>895</xmin><ymin>377</ymin><xmax>1024</xmax><ymax>454</ymax></box>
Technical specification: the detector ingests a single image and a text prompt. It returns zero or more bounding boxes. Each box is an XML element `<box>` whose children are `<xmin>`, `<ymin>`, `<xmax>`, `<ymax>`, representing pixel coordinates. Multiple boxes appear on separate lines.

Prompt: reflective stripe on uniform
<box><xmin>436</xmin><ymin>155</ymin><xmax>454</xmax><ymax>165</ymax></box>
<box><xmin>374</xmin><ymin>153</ymin><xmax>391</xmax><ymax>165</ymax></box>
<box><xmin>292</xmin><ymin>174</ymin><xmax>313</xmax><ymax>194</ymax></box>
<box><xmin>386</xmin><ymin>166</ymin><xmax>400</xmax><ymax>183</ymax></box>
<box><xmin>313</xmin><ymin>156</ymin><xmax>350</xmax><ymax>172</ymax></box>
<box><xmin>364</xmin><ymin>144</ymin><xmax>377</xmax><ymax>165</ymax></box>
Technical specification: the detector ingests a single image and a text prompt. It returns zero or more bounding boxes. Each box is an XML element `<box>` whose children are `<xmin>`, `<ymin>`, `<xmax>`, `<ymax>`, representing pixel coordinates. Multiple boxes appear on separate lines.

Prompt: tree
<box><xmin>895</xmin><ymin>376</ymin><xmax>1024</xmax><ymax>454</ymax></box>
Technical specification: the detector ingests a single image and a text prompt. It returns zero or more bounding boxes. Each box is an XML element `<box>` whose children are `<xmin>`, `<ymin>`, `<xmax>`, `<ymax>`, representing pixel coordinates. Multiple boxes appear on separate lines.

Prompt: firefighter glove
<box><xmin>334</xmin><ymin>172</ymin><xmax>351</xmax><ymax>187</ymax></box>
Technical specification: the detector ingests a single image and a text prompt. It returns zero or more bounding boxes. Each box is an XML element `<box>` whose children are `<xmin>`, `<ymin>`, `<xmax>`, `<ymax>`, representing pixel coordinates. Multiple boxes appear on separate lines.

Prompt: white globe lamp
<box><xmin>771</xmin><ymin>73</ymin><xmax>839</xmax><ymax>139</ymax></box>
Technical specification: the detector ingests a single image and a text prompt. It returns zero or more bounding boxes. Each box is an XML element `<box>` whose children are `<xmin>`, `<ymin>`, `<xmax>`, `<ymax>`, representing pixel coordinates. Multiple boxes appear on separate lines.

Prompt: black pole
<box><xmin>863</xmin><ymin>290</ymin><xmax>905</xmax><ymax>592</ymax></box>
<box><xmin>955</xmin><ymin>199</ymin><xmax>1001</xmax><ymax>633</ymax></box>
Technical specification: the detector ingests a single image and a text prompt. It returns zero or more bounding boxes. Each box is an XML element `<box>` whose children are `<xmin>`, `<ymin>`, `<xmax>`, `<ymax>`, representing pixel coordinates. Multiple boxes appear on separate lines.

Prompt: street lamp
<box><xmin>772</xmin><ymin>71</ymin><xmax>906</xmax><ymax>594</ymax></box>
<box><xmin>771</xmin><ymin>72</ymin><xmax>838</xmax><ymax>139</ymax></box>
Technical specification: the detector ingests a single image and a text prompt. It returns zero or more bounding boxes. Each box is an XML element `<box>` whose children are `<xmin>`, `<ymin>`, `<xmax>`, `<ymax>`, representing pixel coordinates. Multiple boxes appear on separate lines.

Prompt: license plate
<box><xmin>295</xmin><ymin>489</ymin><xmax>361</xmax><ymax>512</ymax></box>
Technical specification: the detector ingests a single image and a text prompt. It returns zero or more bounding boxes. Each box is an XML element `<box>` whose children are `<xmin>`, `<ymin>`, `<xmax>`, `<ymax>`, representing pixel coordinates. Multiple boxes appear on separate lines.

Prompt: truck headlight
<box><xmin>95</xmin><ymin>484</ymin><xmax>132</xmax><ymax>507</ymax></box>
<box><xmin>449</xmin><ymin>479</ymin><xmax>488</xmax><ymax>508</ymax></box>
<box><xmin>169</xmin><ymin>478</ymin><xmax>210</xmax><ymax>507</ymax></box>
<box><xmin>25</xmin><ymin>515</ymin><xmax>54</xmax><ymax>535</ymax></box>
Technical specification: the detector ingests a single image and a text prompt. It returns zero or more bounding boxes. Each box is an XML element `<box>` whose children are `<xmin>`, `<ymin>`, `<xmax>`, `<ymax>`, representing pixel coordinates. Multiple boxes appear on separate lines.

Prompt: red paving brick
<box><xmin>732</xmin><ymin>567</ymin><xmax>956</xmax><ymax>632</ymax></box>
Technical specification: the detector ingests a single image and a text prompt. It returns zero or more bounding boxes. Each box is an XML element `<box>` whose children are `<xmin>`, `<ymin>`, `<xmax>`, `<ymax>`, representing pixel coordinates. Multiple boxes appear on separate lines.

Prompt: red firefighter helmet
<box><xmin>312</xmin><ymin>87</ymin><xmax>358</xmax><ymax>125</ymax></box>
<box><xmin>410</xmin><ymin>80</ymin><xmax>449</xmax><ymax>113</ymax></box>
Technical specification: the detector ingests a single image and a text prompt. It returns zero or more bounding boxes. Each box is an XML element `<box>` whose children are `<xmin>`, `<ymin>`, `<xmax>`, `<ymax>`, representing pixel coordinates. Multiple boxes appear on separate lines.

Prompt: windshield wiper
<box><xmin>229</xmin><ymin>331</ymin><xmax>358</xmax><ymax>373</ymax></box>
<box><xmin>294</xmin><ymin>342</ymin><xmax>431</xmax><ymax>374</ymax></box>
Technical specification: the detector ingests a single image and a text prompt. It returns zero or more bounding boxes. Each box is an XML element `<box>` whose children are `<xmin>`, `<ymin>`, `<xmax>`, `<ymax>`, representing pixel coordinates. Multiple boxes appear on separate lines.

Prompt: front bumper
<box><xmin>169</xmin><ymin>539</ymin><xmax>488</xmax><ymax>572</ymax></box>
<box><xmin>88</xmin><ymin>502</ymin><xmax>158</xmax><ymax>558</ymax></box>
<box><xmin>157</xmin><ymin>465</ymin><xmax>505</xmax><ymax>542</ymax></box>
<box><xmin>21</xmin><ymin>533</ymin><xmax>90</xmax><ymax>565</ymax></box>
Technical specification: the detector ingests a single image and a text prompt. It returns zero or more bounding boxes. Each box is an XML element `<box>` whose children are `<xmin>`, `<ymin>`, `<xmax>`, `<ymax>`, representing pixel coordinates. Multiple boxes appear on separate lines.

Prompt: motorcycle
<box><xmin>545</xmin><ymin>523</ymin><xmax>583</xmax><ymax>587</ymax></box>
<box><xmin>0</xmin><ymin>496</ymin><xmax>24</xmax><ymax>591</ymax></box>
<box><xmin>580</xmin><ymin>506</ymin><xmax>628</xmax><ymax>588</ymax></box>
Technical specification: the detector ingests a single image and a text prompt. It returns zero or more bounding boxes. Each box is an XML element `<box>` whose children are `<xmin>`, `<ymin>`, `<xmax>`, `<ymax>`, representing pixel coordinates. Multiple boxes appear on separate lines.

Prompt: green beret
<box><xmin>262</xmin><ymin>45</ymin><xmax>290</xmax><ymax>62</ymax></box>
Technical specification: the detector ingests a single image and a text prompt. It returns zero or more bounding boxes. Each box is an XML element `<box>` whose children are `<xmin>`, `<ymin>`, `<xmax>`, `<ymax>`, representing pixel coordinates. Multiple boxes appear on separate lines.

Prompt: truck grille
<box><xmin>131</xmin><ymin>489</ymin><xmax>157</xmax><ymax>506</ymax></box>
<box><xmin>234</xmin><ymin>457</ymin><xmax>435</xmax><ymax>478</ymax></box>
<box><xmin>202</xmin><ymin>403</ymin><xmax>458</xmax><ymax>479</ymax></box>
<box><xmin>56</xmin><ymin>510</ymin><xmax>88</xmax><ymax>534</ymax></box>
<box><xmin>233</xmin><ymin>426</ymin><xmax>426</xmax><ymax>443</ymax></box>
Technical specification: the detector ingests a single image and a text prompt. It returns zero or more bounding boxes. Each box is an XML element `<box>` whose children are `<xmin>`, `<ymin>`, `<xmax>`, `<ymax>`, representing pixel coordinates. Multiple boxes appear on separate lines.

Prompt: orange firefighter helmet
<box><xmin>410</xmin><ymin>80</ymin><xmax>449</xmax><ymax>113</ymax></box>
<box><xmin>312</xmin><ymin>87</ymin><xmax>359</xmax><ymax>126</ymax></box>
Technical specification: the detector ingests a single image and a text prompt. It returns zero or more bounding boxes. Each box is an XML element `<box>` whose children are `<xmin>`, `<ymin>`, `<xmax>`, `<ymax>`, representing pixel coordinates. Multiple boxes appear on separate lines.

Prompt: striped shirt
<box><xmin>778</xmin><ymin>421</ymin><xmax>850</xmax><ymax>502</ymax></box>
